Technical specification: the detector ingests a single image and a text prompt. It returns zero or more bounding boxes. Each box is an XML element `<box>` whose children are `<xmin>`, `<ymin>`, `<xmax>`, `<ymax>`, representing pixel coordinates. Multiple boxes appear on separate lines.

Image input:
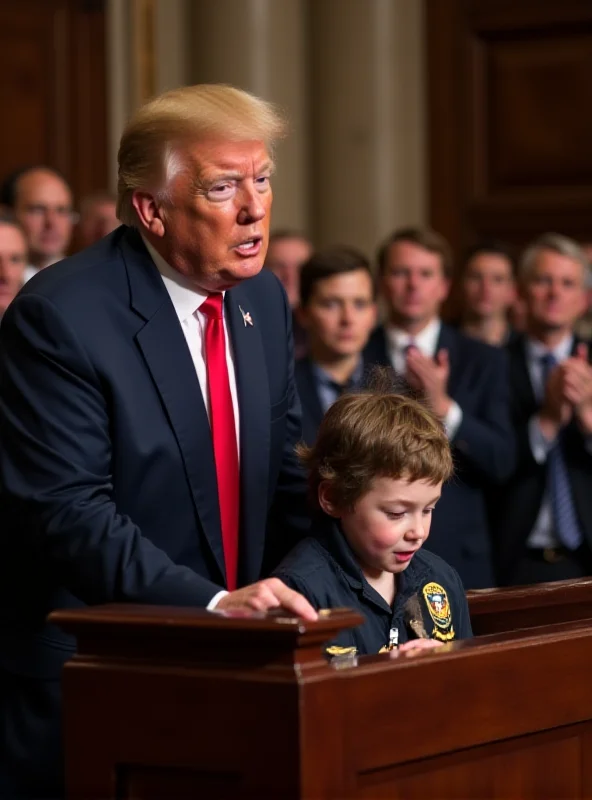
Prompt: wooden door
<box><xmin>0</xmin><ymin>0</ymin><xmax>108</xmax><ymax>204</ymax></box>
<box><xmin>426</xmin><ymin>0</ymin><xmax>592</xmax><ymax>257</ymax></box>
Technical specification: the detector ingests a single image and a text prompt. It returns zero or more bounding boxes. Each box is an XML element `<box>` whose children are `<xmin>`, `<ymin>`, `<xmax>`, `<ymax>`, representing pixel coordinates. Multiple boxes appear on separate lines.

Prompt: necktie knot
<box><xmin>200</xmin><ymin>293</ymin><xmax>224</xmax><ymax>320</ymax></box>
<box><xmin>540</xmin><ymin>352</ymin><xmax>557</xmax><ymax>386</ymax></box>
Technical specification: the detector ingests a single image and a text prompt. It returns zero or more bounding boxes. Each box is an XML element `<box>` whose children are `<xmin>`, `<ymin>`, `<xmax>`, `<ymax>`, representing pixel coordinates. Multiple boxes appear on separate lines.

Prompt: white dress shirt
<box><xmin>143</xmin><ymin>237</ymin><xmax>235</xmax><ymax>606</ymax></box>
<box><xmin>385</xmin><ymin>318</ymin><xmax>463</xmax><ymax>440</ymax></box>
<box><xmin>525</xmin><ymin>334</ymin><xmax>574</xmax><ymax>549</ymax></box>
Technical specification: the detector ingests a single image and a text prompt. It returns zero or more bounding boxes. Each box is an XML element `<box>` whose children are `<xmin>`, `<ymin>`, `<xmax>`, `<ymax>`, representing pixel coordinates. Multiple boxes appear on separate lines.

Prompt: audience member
<box><xmin>0</xmin><ymin>84</ymin><xmax>315</xmax><ymax>799</ymax></box>
<box><xmin>294</xmin><ymin>246</ymin><xmax>376</xmax><ymax>445</ymax></box>
<box><xmin>574</xmin><ymin>240</ymin><xmax>592</xmax><ymax>340</ymax></box>
<box><xmin>459</xmin><ymin>239</ymin><xmax>518</xmax><ymax>346</ymax></box>
<box><xmin>266</xmin><ymin>229</ymin><xmax>312</xmax><ymax>357</ymax></box>
<box><xmin>0</xmin><ymin>216</ymin><xmax>27</xmax><ymax>319</ymax></box>
<box><xmin>75</xmin><ymin>191</ymin><xmax>119</xmax><ymax>249</ymax></box>
<box><xmin>0</xmin><ymin>166</ymin><xmax>75</xmax><ymax>281</ymax></box>
<box><xmin>494</xmin><ymin>233</ymin><xmax>592</xmax><ymax>585</ymax></box>
<box><xmin>364</xmin><ymin>227</ymin><xmax>515</xmax><ymax>589</ymax></box>
<box><xmin>274</xmin><ymin>375</ymin><xmax>473</xmax><ymax>656</ymax></box>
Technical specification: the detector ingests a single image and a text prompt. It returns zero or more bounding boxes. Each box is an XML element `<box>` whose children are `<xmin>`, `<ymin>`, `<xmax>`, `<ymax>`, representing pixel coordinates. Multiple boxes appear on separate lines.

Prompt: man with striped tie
<box><xmin>494</xmin><ymin>233</ymin><xmax>592</xmax><ymax>585</ymax></box>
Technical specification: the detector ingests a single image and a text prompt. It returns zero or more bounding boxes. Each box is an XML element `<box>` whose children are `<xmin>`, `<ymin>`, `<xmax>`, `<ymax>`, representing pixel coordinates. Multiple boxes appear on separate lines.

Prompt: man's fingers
<box><xmin>265</xmin><ymin>579</ymin><xmax>318</xmax><ymax>621</ymax></box>
<box><xmin>576</xmin><ymin>342</ymin><xmax>589</xmax><ymax>361</ymax></box>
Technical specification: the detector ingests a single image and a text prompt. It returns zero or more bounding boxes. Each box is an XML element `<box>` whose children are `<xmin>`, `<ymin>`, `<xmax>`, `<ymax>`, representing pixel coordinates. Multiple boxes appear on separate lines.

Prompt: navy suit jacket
<box><xmin>0</xmin><ymin>227</ymin><xmax>308</xmax><ymax>795</ymax></box>
<box><xmin>493</xmin><ymin>334</ymin><xmax>592</xmax><ymax>583</ymax></box>
<box><xmin>364</xmin><ymin>323</ymin><xmax>515</xmax><ymax>589</ymax></box>
<box><xmin>295</xmin><ymin>356</ymin><xmax>371</xmax><ymax>447</ymax></box>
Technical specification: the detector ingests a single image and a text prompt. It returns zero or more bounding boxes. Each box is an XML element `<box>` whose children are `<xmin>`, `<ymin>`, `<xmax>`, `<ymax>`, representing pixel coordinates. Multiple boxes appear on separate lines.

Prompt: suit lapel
<box><xmin>225</xmin><ymin>285</ymin><xmax>270</xmax><ymax>585</ymax></box>
<box><xmin>297</xmin><ymin>358</ymin><xmax>325</xmax><ymax>432</ymax></box>
<box><xmin>436</xmin><ymin>323</ymin><xmax>461</xmax><ymax>394</ymax></box>
<box><xmin>511</xmin><ymin>337</ymin><xmax>537</xmax><ymax>412</ymax></box>
<box><xmin>122</xmin><ymin>229</ymin><xmax>226</xmax><ymax>582</ymax></box>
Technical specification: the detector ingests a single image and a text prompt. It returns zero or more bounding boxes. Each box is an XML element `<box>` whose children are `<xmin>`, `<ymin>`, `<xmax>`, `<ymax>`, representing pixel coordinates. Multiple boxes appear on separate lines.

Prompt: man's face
<box><xmin>79</xmin><ymin>200</ymin><xmax>119</xmax><ymax>248</ymax></box>
<box><xmin>299</xmin><ymin>270</ymin><xmax>376</xmax><ymax>360</ymax></box>
<box><xmin>381</xmin><ymin>241</ymin><xmax>449</xmax><ymax>330</ymax></box>
<box><xmin>14</xmin><ymin>169</ymin><xmax>74</xmax><ymax>265</ymax></box>
<box><xmin>462</xmin><ymin>253</ymin><xmax>516</xmax><ymax>320</ymax></box>
<box><xmin>0</xmin><ymin>224</ymin><xmax>27</xmax><ymax>314</ymax></box>
<box><xmin>156</xmin><ymin>139</ymin><xmax>273</xmax><ymax>293</ymax></box>
<box><xmin>266</xmin><ymin>236</ymin><xmax>312</xmax><ymax>308</ymax></box>
<box><xmin>522</xmin><ymin>249</ymin><xmax>588</xmax><ymax>333</ymax></box>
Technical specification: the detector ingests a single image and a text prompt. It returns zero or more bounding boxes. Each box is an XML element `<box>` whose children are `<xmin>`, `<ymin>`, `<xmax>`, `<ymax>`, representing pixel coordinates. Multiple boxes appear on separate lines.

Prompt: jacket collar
<box><xmin>314</xmin><ymin>515</ymin><xmax>431</xmax><ymax>612</ymax></box>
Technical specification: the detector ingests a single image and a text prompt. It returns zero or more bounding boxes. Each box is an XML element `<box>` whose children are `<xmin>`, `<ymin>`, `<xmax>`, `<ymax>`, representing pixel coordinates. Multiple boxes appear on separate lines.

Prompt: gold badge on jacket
<box><xmin>422</xmin><ymin>582</ymin><xmax>455</xmax><ymax>641</ymax></box>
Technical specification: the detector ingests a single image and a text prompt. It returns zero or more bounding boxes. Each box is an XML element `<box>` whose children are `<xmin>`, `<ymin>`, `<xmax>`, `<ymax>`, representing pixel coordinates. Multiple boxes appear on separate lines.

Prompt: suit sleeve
<box><xmin>0</xmin><ymin>294</ymin><xmax>223</xmax><ymax>607</ymax></box>
<box><xmin>450</xmin><ymin>346</ymin><xmax>516</xmax><ymax>483</ymax></box>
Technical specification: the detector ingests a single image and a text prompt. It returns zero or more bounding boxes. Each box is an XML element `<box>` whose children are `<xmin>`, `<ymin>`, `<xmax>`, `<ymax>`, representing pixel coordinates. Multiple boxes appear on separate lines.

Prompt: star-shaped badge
<box><xmin>239</xmin><ymin>305</ymin><xmax>253</xmax><ymax>327</ymax></box>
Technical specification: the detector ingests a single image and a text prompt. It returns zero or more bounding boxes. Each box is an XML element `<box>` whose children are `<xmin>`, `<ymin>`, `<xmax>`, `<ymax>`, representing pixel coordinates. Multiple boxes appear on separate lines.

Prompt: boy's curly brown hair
<box><xmin>297</xmin><ymin>367</ymin><xmax>453</xmax><ymax>511</ymax></box>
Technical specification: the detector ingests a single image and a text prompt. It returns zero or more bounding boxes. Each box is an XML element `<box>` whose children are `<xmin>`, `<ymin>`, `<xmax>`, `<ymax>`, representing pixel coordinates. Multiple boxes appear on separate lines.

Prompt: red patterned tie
<box><xmin>200</xmin><ymin>293</ymin><xmax>239</xmax><ymax>591</ymax></box>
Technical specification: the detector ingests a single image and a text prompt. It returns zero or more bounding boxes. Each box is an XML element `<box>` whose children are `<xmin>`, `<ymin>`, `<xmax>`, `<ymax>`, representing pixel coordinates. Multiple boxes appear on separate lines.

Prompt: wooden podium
<box><xmin>52</xmin><ymin>600</ymin><xmax>592</xmax><ymax>800</ymax></box>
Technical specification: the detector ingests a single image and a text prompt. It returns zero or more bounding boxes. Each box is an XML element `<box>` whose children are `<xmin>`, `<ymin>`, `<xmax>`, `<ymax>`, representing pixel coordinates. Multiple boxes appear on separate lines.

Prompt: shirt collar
<box><xmin>526</xmin><ymin>333</ymin><xmax>574</xmax><ymax>364</ymax></box>
<box><xmin>142</xmin><ymin>235</ymin><xmax>217</xmax><ymax>323</ymax></box>
<box><xmin>311</xmin><ymin>358</ymin><xmax>365</xmax><ymax>389</ymax></box>
<box><xmin>385</xmin><ymin>317</ymin><xmax>441</xmax><ymax>358</ymax></box>
<box><xmin>314</xmin><ymin>515</ymin><xmax>429</xmax><ymax>607</ymax></box>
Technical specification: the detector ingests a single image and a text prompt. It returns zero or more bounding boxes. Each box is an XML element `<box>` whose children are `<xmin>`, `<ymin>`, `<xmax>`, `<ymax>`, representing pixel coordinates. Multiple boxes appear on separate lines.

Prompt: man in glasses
<box><xmin>0</xmin><ymin>166</ymin><xmax>75</xmax><ymax>281</ymax></box>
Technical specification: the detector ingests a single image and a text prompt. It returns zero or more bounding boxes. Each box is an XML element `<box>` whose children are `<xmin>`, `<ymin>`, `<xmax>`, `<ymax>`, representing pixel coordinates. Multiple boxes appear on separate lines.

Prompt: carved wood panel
<box><xmin>427</xmin><ymin>0</ymin><xmax>592</xmax><ymax>258</ymax></box>
<box><xmin>0</xmin><ymin>0</ymin><xmax>108</xmax><ymax>204</ymax></box>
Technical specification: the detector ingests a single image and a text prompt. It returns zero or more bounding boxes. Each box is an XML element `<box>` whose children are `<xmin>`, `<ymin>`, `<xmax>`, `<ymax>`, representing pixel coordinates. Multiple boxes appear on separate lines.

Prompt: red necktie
<box><xmin>200</xmin><ymin>293</ymin><xmax>239</xmax><ymax>591</ymax></box>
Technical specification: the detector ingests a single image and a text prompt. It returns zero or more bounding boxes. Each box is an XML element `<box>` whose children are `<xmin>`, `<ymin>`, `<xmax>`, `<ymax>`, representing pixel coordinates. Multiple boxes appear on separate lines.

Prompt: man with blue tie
<box><xmin>364</xmin><ymin>227</ymin><xmax>515</xmax><ymax>590</ymax></box>
<box><xmin>0</xmin><ymin>84</ymin><xmax>315</xmax><ymax>799</ymax></box>
<box><xmin>494</xmin><ymin>233</ymin><xmax>592</xmax><ymax>585</ymax></box>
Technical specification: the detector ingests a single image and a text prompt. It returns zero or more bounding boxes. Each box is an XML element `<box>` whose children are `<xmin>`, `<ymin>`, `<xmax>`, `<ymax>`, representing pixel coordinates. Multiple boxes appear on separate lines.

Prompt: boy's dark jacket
<box><xmin>273</xmin><ymin>517</ymin><xmax>473</xmax><ymax>655</ymax></box>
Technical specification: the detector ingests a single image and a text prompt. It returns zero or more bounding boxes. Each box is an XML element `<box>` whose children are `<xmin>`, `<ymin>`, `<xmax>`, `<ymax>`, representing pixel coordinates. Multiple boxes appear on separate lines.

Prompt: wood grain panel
<box><xmin>358</xmin><ymin>729</ymin><xmax>582</xmax><ymax>800</ymax></box>
<box><xmin>427</xmin><ymin>0</ymin><xmax>592</xmax><ymax>257</ymax></box>
<box><xmin>0</xmin><ymin>0</ymin><xmax>108</xmax><ymax>204</ymax></box>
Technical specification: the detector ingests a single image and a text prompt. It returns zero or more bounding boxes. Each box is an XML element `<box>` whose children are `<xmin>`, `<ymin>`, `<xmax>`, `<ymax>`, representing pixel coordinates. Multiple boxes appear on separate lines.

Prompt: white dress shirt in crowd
<box><xmin>385</xmin><ymin>318</ymin><xmax>463</xmax><ymax>440</ymax></box>
<box><xmin>525</xmin><ymin>333</ymin><xmax>574</xmax><ymax>549</ymax></box>
<box><xmin>143</xmin><ymin>236</ymin><xmax>236</xmax><ymax>606</ymax></box>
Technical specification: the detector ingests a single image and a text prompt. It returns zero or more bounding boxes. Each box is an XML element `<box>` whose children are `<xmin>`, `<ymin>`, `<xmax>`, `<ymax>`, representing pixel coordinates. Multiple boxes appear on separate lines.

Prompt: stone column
<box><xmin>309</xmin><ymin>0</ymin><xmax>426</xmax><ymax>258</ymax></box>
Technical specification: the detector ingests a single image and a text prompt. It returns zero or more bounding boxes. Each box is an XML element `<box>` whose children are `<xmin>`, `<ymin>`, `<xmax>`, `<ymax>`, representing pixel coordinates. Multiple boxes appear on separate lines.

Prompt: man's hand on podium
<box><xmin>216</xmin><ymin>577</ymin><xmax>318</xmax><ymax>621</ymax></box>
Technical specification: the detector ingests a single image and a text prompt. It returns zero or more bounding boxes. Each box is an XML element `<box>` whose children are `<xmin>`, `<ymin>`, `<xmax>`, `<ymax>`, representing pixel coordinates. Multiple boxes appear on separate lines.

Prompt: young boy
<box><xmin>273</xmin><ymin>379</ymin><xmax>473</xmax><ymax>656</ymax></box>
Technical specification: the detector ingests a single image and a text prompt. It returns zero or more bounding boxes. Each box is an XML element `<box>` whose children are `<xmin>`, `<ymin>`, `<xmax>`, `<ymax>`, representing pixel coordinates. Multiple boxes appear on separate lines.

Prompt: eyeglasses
<box><xmin>21</xmin><ymin>205</ymin><xmax>79</xmax><ymax>224</ymax></box>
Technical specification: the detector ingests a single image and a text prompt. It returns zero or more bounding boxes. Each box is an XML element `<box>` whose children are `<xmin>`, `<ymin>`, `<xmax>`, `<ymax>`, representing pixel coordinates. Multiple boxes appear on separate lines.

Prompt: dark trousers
<box><xmin>0</xmin><ymin>670</ymin><xmax>64</xmax><ymax>799</ymax></box>
<box><xmin>506</xmin><ymin>543</ymin><xmax>592</xmax><ymax>586</ymax></box>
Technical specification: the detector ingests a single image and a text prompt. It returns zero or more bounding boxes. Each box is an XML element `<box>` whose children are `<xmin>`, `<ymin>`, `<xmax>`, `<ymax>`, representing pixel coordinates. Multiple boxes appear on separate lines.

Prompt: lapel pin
<box><xmin>239</xmin><ymin>305</ymin><xmax>254</xmax><ymax>327</ymax></box>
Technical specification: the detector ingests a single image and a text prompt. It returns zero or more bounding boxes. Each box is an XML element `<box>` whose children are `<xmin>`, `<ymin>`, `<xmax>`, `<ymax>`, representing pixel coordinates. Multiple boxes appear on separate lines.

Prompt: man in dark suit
<box><xmin>493</xmin><ymin>233</ymin><xmax>592</xmax><ymax>585</ymax></box>
<box><xmin>457</xmin><ymin>239</ymin><xmax>520</xmax><ymax>347</ymax></box>
<box><xmin>0</xmin><ymin>84</ymin><xmax>315</xmax><ymax>799</ymax></box>
<box><xmin>294</xmin><ymin>247</ymin><xmax>377</xmax><ymax>445</ymax></box>
<box><xmin>364</xmin><ymin>227</ymin><xmax>515</xmax><ymax>590</ymax></box>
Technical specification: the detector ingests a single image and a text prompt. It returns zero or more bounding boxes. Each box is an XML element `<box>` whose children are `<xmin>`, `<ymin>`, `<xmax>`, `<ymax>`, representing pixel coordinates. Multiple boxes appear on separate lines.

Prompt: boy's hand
<box><xmin>215</xmin><ymin>578</ymin><xmax>318</xmax><ymax>621</ymax></box>
<box><xmin>396</xmin><ymin>639</ymin><xmax>444</xmax><ymax>657</ymax></box>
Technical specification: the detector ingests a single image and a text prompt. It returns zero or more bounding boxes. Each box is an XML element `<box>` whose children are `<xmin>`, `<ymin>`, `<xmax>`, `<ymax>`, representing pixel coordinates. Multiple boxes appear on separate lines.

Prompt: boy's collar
<box><xmin>314</xmin><ymin>514</ymin><xmax>430</xmax><ymax>604</ymax></box>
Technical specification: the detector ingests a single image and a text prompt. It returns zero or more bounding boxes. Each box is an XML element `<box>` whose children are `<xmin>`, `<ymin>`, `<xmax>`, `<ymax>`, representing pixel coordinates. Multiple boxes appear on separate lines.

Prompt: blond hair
<box><xmin>298</xmin><ymin>369</ymin><xmax>453</xmax><ymax>512</ymax></box>
<box><xmin>117</xmin><ymin>84</ymin><xmax>287</xmax><ymax>226</ymax></box>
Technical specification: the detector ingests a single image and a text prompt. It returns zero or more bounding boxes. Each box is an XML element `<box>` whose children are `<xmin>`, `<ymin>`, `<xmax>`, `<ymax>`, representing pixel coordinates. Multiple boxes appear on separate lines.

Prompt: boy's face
<box><xmin>321</xmin><ymin>476</ymin><xmax>442</xmax><ymax>576</ymax></box>
<box><xmin>298</xmin><ymin>269</ymin><xmax>377</xmax><ymax>359</ymax></box>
